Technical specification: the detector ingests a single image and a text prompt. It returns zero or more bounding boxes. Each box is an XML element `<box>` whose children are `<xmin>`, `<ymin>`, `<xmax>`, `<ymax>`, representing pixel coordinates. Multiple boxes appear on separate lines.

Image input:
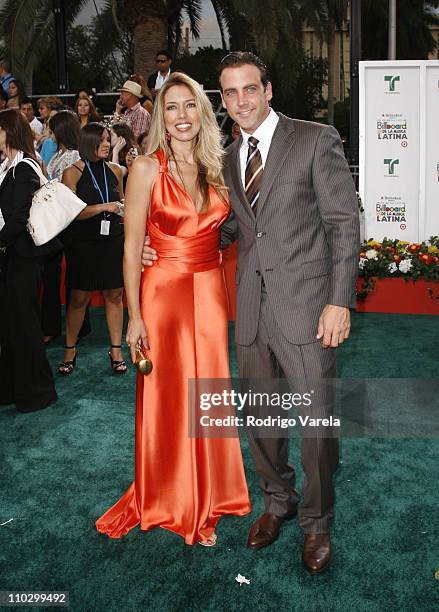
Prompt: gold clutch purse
<box><xmin>135</xmin><ymin>345</ymin><xmax>153</xmax><ymax>376</ymax></box>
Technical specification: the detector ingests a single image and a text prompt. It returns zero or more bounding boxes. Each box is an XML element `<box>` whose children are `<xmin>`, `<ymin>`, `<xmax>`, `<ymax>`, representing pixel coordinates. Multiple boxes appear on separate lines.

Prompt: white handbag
<box><xmin>15</xmin><ymin>158</ymin><xmax>87</xmax><ymax>246</ymax></box>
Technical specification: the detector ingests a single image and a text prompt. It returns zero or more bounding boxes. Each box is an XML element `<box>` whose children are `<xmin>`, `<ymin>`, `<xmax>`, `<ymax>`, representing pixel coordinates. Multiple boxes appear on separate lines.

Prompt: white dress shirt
<box><xmin>155</xmin><ymin>69</ymin><xmax>171</xmax><ymax>90</ymax></box>
<box><xmin>239</xmin><ymin>108</ymin><xmax>279</xmax><ymax>187</ymax></box>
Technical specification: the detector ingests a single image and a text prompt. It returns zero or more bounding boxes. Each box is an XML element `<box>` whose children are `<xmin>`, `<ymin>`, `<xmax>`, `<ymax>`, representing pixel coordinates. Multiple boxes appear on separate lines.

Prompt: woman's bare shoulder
<box><xmin>136</xmin><ymin>154</ymin><xmax>159</xmax><ymax>169</ymax></box>
<box><xmin>131</xmin><ymin>154</ymin><xmax>160</xmax><ymax>180</ymax></box>
<box><xmin>63</xmin><ymin>160</ymin><xmax>84</xmax><ymax>180</ymax></box>
<box><xmin>107</xmin><ymin>161</ymin><xmax>123</xmax><ymax>178</ymax></box>
<box><xmin>65</xmin><ymin>159</ymin><xmax>85</xmax><ymax>172</ymax></box>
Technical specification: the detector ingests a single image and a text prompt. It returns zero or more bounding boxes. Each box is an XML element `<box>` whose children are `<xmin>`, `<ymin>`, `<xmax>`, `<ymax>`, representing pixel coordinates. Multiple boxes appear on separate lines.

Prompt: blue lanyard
<box><xmin>85</xmin><ymin>160</ymin><xmax>109</xmax><ymax>204</ymax></box>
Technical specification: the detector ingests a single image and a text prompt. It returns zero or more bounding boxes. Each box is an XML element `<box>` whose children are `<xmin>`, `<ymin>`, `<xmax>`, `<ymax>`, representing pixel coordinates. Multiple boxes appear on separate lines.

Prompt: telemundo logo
<box><xmin>384</xmin><ymin>75</ymin><xmax>400</xmax><ymax>92</ymax></box>
<box><xmin>384</xmin><ymin>158</ymin><xmax>400</xmax><ymax>176</ymax></box>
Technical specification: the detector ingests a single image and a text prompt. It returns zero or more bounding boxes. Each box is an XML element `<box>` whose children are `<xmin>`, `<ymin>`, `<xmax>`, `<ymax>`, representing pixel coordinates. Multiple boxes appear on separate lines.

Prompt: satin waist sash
<box><xmin>147</xmin><ymin>222</ymin><xmax>221</xmax><ymax>273</ymax></box>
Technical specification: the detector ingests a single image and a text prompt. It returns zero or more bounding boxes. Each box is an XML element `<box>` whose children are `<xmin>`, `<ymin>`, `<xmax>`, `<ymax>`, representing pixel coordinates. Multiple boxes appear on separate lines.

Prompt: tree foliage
<box><xmin>32</xmin><ymin>1</ymin><xmax>133</xmax><ymax>96</ymax></box>
<box><xmin>362</xmin><ymin>0</ymin><xmax>439</xmax><ymax>60</ymax></box>
<box><xmin>229</xmin><ymin>0</ymin><xmax>328</xmax><ymax>119</ymax></box>
<box><xmin>0</xmin><ymin>0</ymin><xmax>89</xmax><ymax>90</ymax></box>
<box><xmin>175</xmin><ymin>46</ymin><xmax>226</xmax><ymax>89</ymax></box>
<box><xmin>1</xmin><ymin>0</ymin><xmax>438</xmax><ymax>113</ymax></box>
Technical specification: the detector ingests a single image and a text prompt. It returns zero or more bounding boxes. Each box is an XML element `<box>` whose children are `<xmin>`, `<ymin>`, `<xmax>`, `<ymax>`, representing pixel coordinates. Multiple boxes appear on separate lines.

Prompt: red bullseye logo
<box><xmin>400</xmin><ymin>223</ymin><xmax>406</xmax><ymax>230</ymax></box>
<box><xmin>401</xmin><ymin>141</ymin><xmax>408</xmax><ymax>148</ymax></box>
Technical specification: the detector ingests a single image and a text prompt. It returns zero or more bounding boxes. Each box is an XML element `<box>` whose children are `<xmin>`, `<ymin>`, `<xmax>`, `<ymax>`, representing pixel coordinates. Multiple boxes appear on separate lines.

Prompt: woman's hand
<box><xmin>126</xmin><ymin>317</ymin><xmax>149</xmax><ymax>363</ymax></box>
<box><xmin>107</xmin><ymin>201</ymin><xmax>123</xmax><ymax>214</ymax></box>
<box><xmin>113</xmin><ymin>136</ymin><xmax>126</xmax><ymax>153</ymax></box>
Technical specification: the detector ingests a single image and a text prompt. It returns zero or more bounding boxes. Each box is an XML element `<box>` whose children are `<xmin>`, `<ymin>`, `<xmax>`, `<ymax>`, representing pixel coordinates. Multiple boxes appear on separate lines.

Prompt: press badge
<box><xmin>100</xmin><ymin>220</ymin><xmax>110</xmax><ymax>236</ymax></box>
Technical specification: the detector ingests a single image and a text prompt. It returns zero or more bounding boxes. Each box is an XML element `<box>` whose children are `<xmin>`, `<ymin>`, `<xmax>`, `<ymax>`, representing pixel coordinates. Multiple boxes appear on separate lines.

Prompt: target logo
<box><xmin>400</xmin><ymin>224</ymin><xmax>407</xmax><ymax>230</ymax></box>
<box><xmin>401</xmin><ymin>141</ymin><xmax>408</xmax><ymax>148</ymax></box>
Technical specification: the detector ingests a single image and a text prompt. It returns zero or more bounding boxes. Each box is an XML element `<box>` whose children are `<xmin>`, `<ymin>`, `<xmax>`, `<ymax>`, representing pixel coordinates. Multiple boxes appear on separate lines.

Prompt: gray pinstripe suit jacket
<box><xmin>221</xmin><ymin>112</ymin><xmax>360</xmax><ymax>346</ymax></box>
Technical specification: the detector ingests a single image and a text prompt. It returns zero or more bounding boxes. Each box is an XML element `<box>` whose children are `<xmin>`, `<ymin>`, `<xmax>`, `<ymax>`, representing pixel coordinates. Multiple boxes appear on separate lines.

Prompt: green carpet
<box><xmin>1</xmin><ymin>311</ymin><xmax>438</xmax><ymax>611</ymax></box>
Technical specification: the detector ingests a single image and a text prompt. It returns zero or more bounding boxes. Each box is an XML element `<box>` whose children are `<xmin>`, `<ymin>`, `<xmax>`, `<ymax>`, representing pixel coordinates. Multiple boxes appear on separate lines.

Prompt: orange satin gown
<box><xmin>96</xmin><ymin>150</ymin><xmax>251</xmax><ymax>544</ymax></box>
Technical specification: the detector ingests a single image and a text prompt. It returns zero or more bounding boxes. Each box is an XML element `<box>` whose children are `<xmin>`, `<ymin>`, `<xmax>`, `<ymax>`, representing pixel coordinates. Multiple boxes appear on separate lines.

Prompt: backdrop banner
<box><xmin>359</xmin><ymin>60</ymin><xmax>439</xmax><ymax>242</ymax></box>
<box><xmin>425</xmin><ymin>63</ymin><xmax>439</xmax><ymax>239</ymax></box>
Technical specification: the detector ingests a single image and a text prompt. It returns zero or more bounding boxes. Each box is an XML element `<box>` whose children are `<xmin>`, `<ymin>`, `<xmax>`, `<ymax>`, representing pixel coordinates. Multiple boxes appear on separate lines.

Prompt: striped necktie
<box><xmin>245</xmin><ymin>136</ymin><xmax>263</xmax><ymax>215</ymax></box>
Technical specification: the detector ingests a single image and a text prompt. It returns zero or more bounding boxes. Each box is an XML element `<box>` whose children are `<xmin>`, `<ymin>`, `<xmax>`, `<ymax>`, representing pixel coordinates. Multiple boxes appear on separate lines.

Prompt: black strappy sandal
<box><xmin>58</xmin><ymin>345</ymin><xmax>77</xmax><ymax>376</ymax></box>
<box><xmin>108</xmin><ymin>344</ymin><xmax>127</xmax><ymax>375</ymax></box>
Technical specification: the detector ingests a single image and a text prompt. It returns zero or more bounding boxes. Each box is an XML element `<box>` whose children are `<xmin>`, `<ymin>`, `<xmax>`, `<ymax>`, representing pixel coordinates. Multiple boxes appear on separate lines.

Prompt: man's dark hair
<box><xmin>156</xmin><ymin>50</ymin><xmax>171</xmax><ymax>60</ymax></box>
<box><xmin>218</xmin><ymin>51</ymin><xmax>270</xmax><ymax>90</ymax></box>
<box><xmin>0</xmin><ymin>58</ymin><xmax>9</xmax><ymax>71</ymax></box>
<box><xmin>49</xmin><ymin>110</ymin><xmax>81</xmax><ymax>151</ymax></box>
<box><xmin>79</xmin><ymin>121</ymin><xmax>107</xmax><ymax>161</ymax></box>
<box><xmin>20</xmin><ymin>96</ymin><xmax>34</xmax><ymax>108</ymax></box>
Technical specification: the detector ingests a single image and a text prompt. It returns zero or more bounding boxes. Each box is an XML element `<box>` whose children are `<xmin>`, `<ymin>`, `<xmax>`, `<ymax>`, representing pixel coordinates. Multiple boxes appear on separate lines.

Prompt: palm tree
<box><xmin>123</xmin><ymin>0</ymin><xmax>169</xmax><ymax>76</ymax></box>
<box><xmin>323</xmin><ymin>1</ymin><xmax>349</xmax><ymax>125</ymax></box>
<box><xmin>0</xmin><ymin>0</ymin><xmax>234</xmax><ymax>92</ymax></box>
<box><xmin>209</xmin><ymin>0</ymin><xmax>253</xmax><ymax>50</ymax></box>
<box><xmin>362</xmin><ymin>0</ymin><xmax>439</xmax><ymax>60</ymax></box>
<box><xmin>283</xmin><ymin>0</ymin><xmax>348</xmax><ymax>124</ymax></box>
<box><xmin>0</xmin><ymin>0</ymin><xmax>89</xmax><ymax>92</ymax></box>
<box><xmin>231</xmin><ymin>1</ymin><xmax>323</xmax><ymax>100</ymax></box>
<box><xmin>122</xmin><ymin>0</ymin><xmax>237</xmax><ymax>77</ymax></box>
<box><xmin>308</xmin><ymin>1</ymin><xmax>439</xmax><ymax>123</ymax></box>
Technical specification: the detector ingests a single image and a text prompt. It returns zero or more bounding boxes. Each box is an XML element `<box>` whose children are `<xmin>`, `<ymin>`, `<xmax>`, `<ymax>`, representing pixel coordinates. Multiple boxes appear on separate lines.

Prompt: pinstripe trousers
<box><xmin>237</xmin><ymin>287</ymin><xmax>339</xmax><ymax>533</ymax></box>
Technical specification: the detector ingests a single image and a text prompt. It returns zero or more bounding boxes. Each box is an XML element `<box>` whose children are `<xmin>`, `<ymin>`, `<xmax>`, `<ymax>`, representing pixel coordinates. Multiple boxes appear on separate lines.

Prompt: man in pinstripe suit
<box><xmin>218</xmin><ymin>52</ymin><xmax>360</xmax><ymax>574</ymax></box>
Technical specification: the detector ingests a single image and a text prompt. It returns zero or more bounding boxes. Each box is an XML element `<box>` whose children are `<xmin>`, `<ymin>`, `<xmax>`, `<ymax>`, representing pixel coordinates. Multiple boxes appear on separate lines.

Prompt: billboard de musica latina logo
<box><xmin>376</xmin><ymin>114</ymin><xmax>408</xmax><ymax>146</ymax></box>
<box><xmin>384</xmin><ymin>158</ymin><xmax>399</xmax><ymax>175</ymax></box>
<box><xmin>376</xmin><ymin>196</ymin><xmax>407</xmax><ymax>225</ymax></box>
<box><xmin>384</xmin><ymin>75</ymin><xmax>400</xmax><ymax>92</ymax></box>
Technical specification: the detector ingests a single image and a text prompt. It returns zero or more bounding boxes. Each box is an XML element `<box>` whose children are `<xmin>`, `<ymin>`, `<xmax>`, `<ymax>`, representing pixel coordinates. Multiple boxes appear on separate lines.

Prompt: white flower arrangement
<box><xmin>398</xmin><ymin>258</ymin><xmax>413</xmax><ymax>274</ymax></box>
<box><xmin>365</xmin><ymin>249</ymin><xmax>378</xmax><ymax>260</ymax></box>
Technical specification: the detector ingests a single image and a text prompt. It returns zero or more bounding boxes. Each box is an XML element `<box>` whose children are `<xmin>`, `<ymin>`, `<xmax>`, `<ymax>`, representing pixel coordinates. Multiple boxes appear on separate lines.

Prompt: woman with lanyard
<box><xmin>59</xmin><ymin>122</ymin><xmax>126</xmax><ymax>375</ymax></box>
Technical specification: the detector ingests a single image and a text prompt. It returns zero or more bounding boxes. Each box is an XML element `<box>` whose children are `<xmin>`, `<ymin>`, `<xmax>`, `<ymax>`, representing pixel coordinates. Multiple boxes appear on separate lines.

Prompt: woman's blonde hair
<box><xmin>37</xmin><ymin>96</ymin><xmax>62</xmax><ymax>111</ymax></box>
<box><xmin>146</xmin><ymin>72</ymin><xmax>227</xmax><ymax>210</ymax></box>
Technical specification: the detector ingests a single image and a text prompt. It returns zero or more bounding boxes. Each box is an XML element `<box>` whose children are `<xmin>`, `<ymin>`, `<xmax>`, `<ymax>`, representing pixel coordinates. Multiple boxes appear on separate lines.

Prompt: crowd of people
<box><xmin>0</xmin><ymin>50</ymin><xmax>175</xmax><ymax>413</ymax></box>
<box><xmin>0</xmin><ymin>48</ymin><xmax>360</xmax><ymax>571</ymax></box>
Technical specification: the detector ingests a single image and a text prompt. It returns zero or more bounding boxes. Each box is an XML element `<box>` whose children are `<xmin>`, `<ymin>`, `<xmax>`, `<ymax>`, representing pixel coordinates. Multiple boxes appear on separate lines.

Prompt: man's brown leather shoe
<box><xmin>302</xmin><ymin>533</ymin><xmax>331</xmax><ymax>574</ymax></box>
<box><xmin>247</xmin><ymin>513</ymin><xmax>286</xmax><ymax>550</ymax></box>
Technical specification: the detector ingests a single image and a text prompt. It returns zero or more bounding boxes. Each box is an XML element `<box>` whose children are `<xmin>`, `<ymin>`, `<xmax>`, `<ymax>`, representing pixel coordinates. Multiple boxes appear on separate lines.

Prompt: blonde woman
<box><xmin>36</xmin><ymin>96</ymin><xmax>62</xmax><ymax>148</ymax></box>
<box><xmin>96</xmin><ymin>73</ymin><xmax>250</xmax><ymax>546</ymax></box>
